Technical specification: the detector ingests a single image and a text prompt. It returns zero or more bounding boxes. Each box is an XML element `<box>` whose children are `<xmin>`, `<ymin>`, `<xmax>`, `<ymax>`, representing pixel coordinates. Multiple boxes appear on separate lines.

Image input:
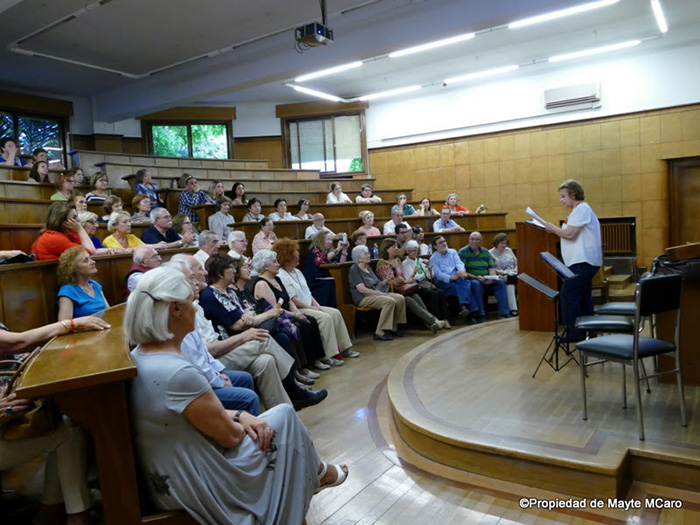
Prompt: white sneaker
<box><xmin>313</xmin><ymin>360</ymin><xmax>331</xmax><ymax>370</ymax></box>
<box><xmin>342</xmin><ymin>349</ymin><xmax>361</xmax><ymax>358</ymax></box>
<box><xmin>326</xmin><ymin>357</ymin><xmax>345</xmax><ymax>367</ymax></box>
<box><xmin>302</xmin><ymin>369</ymin><xmax>321</xmax><ymax>379</ymax></box>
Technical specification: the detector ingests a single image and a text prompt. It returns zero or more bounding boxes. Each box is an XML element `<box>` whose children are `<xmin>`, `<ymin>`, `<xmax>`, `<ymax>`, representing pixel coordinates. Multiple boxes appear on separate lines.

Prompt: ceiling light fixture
<box><xmin>389</xmin><ymin>33</ymin><xmax>475</xmax><ymax>58</ymax></box>
<box><xmin>444</xmin><ymin>65</ymin><xmax>519</xmax><ymax>85</ymax></box>
<box><xmin>509</xmin><ymin>0</ymin><xmax>620</xmax><ymax>29</ymax></box>
<box><xmin>287</xmin><ymin>84</ymin><xmax>343</xmax><ymax>102</ymax></box>
<box><xmin>295</xmin><ymin>61</ymin><xmax>363</xmax><ymax>82</ymax></box>
<box><xmin>650</xmin><ymin>0</ymin><xmax>668</xmax><ymax>33</ymax></box>
<box><xmin>548</xmin><ymin>39</ymin><xmax>641</xmax><ymax>62</ymax></box>
<box><xmin>358</xmin><ymin>85</ymin><xmax>422</xmax><ymax>101</ymax></box>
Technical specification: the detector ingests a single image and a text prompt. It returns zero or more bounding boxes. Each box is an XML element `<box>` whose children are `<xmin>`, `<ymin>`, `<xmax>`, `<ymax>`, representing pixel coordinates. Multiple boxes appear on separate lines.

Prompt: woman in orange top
<box><xmin>32</xmin><ymin>202</ymin><xmax>96</xmax><ymax>260</ymax></box>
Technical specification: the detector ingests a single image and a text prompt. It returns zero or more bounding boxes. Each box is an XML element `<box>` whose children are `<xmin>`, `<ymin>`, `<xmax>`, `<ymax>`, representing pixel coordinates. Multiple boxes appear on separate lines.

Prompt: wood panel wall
<box><xmin>234</xmin><ymin>137</ymin><xmax>284</xmax><ymax>168</ymax></box>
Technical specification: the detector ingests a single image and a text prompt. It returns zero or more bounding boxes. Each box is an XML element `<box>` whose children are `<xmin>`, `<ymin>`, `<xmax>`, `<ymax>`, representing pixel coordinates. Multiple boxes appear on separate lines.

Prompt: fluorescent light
<box><xmin>389</xmin><ymin>33</ymin><xmax>475</xmax><ymax>58</ymax></box>
<box><xmin>651</xmin><ymin>0</ymin><xmax>668</xmax><ymax>33</ymax></box>
<box><xmin>549</xmin><ymin>40</ymin><xmax>641</xmax><ymax>62</ymax></box>
<box><xmin>288</xmin><ymin>84</ymin><xmax>342</xmax><ymax>102</ymax></box>
<box><xmin>295</xmin><ymin>61</ymin><xmax>363</xmax><ymax>82</ymax></box>
<box><xmin>509</xmin><ymin>0</ymin><xmax>620</xmax><ymax>29</ymax></box>
<box><xmin>444</xmin><ymin>65</ymin><xmax>519</xmax><ymax>85</ymax></box>
<box><xmin>358</xmin><ymin>85</ymin><xmax>421</xmax><ymax>101</ymax></box>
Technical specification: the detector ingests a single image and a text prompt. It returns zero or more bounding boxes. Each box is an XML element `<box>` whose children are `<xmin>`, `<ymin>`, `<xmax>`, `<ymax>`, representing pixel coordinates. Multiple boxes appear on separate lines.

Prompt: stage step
<box><xmin>607</xmin><ymin>274</ymin><xmax>631</xmax><ymax>288</ymax></box>
<box><xmin>608</xmin><ymin>283</ymin><xmax>636</xmax><ymax>300</ymax></box>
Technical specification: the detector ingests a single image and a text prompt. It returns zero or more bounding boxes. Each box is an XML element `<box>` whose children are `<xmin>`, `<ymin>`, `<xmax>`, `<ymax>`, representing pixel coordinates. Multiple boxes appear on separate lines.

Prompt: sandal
<box><xmin>295</xmin><ymin>371</ymin><xmax>315</xmax><ymax>385</ymax></box>
<box><xmin>315</xmin><ymin>461</ymin><xmax>348</xmax><ymax>494</ymax></box>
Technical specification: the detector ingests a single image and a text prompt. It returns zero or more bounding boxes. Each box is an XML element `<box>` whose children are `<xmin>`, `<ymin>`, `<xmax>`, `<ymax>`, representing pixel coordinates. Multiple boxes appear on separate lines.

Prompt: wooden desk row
<box><xmin>71</xmin><ymin>148</ymin><xmax>267</xmax><ymax>171</ymax></box>
<box><xmin>0</xmin><ymin>197</ymin><xmax>132</xmax><ymax>225</ymax></box>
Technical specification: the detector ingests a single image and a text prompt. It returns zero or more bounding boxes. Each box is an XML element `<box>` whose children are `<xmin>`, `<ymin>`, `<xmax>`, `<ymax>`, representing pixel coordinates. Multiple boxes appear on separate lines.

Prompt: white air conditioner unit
<box><xmin>544</xmin><ymin>82</ymin><xmax>600</xmax><ymax>109</ymax></box>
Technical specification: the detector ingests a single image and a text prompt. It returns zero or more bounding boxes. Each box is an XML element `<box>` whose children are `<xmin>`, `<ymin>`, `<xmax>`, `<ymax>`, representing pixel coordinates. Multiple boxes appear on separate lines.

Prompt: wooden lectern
<box><xmin>515</xmin><ymin>221</ymin><xmax>559</xmax><ymax>331</ymax></box>
<box><xmin>658</xmin><ymin>242</ymin><xmax>700</xmax><ymax>385</ymax></box>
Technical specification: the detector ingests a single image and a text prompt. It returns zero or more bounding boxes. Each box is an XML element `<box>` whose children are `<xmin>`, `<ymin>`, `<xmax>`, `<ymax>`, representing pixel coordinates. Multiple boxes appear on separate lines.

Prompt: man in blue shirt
<box><xmin>142</xmin><ymin>207</ymin><xmax>193</xmax><ymax>248</ymax></box>
<box><xmin>179</xmin><ymin>174</ymin><xmax>213</xmax><ymax>224</ymax></box>
<box><xmin>433</xmin><ymin>207</ymin><xmax>465</xmax><ymax>233</ymax></box>
<box><xmin>429</xmin><ymin>235</ymin><xmax>477</xmax><ymax>324</ymax></box>
<box><xmin>458</xmin><ymin>231</ymin><xmax>511</xmax><ymax>321</ymax></box>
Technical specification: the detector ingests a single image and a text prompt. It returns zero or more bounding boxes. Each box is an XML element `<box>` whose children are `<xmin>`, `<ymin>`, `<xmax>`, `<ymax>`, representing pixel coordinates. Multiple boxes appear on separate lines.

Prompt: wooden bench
<box><xmin>70</xmin><ymin>149</ymin><xmax>267</xmax><ymax>171</ymax></box>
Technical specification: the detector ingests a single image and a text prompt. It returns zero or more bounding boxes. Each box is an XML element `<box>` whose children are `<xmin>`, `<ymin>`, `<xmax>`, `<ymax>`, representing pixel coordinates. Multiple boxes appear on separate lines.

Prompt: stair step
<box><xmin>603</xmin><ymin>265</ymin><xmax>614</xmax><ymax>277</ymax></box>
<box><xmin>608</xmin><ymin>283</ymin><xmax>636</xmax><ymax>300</ymax></box>
<box><xmin>607</xmin><ymin>274</ymin><xmax>631</xmax><ymax>288</ymax></box>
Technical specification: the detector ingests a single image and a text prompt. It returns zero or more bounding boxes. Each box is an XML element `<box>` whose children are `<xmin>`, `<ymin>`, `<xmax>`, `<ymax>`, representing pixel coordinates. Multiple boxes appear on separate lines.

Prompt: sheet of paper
<box><xmin>525</xmin><ymin>206</ymin><xmax>547</xmax><ymax>227</ymax></box>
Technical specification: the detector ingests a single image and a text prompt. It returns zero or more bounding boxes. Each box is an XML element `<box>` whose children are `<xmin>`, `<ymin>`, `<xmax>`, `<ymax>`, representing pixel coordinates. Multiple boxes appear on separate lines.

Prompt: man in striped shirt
<box><xmin>458</xmin><ymin>231</ymin><xmax>512</xmax><ymax>322</ymax></box>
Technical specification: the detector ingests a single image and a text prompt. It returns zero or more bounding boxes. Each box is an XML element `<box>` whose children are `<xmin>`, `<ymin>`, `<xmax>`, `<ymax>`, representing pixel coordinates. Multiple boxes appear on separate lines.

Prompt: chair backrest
<box><xmin>636</xmin><ymin>274</ymin><xmax>683</xmax><ymax>317</ymax></box>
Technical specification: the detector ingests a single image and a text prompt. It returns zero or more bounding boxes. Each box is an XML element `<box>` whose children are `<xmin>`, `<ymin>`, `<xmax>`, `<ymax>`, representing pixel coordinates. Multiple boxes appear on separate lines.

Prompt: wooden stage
<box><xmin>386</xmin><ymin>319</ymin><xmax>700</xmax><ymax>501</ymax></box>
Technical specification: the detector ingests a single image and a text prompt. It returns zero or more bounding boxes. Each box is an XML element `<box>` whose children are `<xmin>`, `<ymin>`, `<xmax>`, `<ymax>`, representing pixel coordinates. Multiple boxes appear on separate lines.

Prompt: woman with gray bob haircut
<box><xmin>126</xmin><ymin>267</ymin><xmax>348</xmax><ymax>523</ymax></box>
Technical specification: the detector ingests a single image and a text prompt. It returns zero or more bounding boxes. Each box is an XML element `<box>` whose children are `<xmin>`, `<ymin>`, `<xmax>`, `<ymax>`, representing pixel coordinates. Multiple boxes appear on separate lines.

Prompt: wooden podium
<box><xmin>658</xmin><ymin>242</ymin><xmax>700</xmax><ymax>385</ymax></box>
<box><xmin>515</xmin><ymin>221</ymin><xmax>559</xmax><ymax>331</ymax></box>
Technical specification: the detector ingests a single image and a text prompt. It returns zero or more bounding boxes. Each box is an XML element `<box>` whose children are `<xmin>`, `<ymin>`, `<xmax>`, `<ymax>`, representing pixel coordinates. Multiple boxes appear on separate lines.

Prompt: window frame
<box><xmin>143</xmin><ymin>120</ymin><xmax>233</xmax><ymax>159</ymax></box>
<box><xmin>0</xmin><ymin>108</ymin><xmax>68</xmax><ymax>166</ymax></box>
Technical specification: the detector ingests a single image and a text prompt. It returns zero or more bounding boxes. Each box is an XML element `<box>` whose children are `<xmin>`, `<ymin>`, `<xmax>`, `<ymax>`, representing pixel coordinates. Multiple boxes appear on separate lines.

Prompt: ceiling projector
<box><xmin>295</xmin><ymin>22</ymin><xmax>333</xmax><ymax>46</ymax></box>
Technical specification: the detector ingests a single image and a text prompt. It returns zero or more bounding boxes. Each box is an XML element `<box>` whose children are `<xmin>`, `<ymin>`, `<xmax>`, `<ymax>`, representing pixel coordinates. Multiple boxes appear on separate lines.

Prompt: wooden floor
<box><xmin>5</xmin><ymin>319</ymin><xmax>700</xmax><ymax>524</ymax></box>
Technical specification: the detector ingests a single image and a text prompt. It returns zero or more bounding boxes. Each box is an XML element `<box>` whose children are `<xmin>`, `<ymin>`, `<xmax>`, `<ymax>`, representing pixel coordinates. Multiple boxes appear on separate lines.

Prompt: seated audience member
<box><xmin>134</xmin><ymin>168</ymin><xmax>162</xmax><ymax>207</ymax></box>
<box><xmin>252</xmin><ymin>250</ymin><xmax>329</xmax><ymax>374</ymax></box>
<box><xmin>376</xmin><ymin>238</ymin><xmax>448</xmax><ymax>333</ymax></box>
<box><xmin>32</xmin><ymin>202</ymin><xmax>95</xmax><ymax>260</ymax></box>
<box><xmin>445</xmin><ymin>193</ymin><xmax>472</xmax><ymax>216</ymax></box>
<box><xmin>208</xmin><ymin>196</ymin><xmax>235</xmax><ymax>241</ymax></box>
<box><xmin>70</xmin><ymin>192</ymin><xmax>88</xmax><ymax>212</ymax></box>
<box><xmin>458</xmin><ymin>231</ymin><xmax>512</xmax><ymax>321</ymax></box>
<box><xmin>172</xmin><ymin>213</ymin><xmax>198</xmax><ymax>248</ymax></box>
<box><xmin>433</xmin><ymin>206</ymin><xmax>466</xmax><ymax>233</ymax></box>
<box><xmin>142</xmin><ymin>207</ymin><xmax>191</xmax><ymax>249</ymax></box>
<box><xmin>268</xmin><ymin>198</ymin><xmax>295</xmax><ymax>221</ymax></box>
<box><xmin>28</xmin><ymin>160</ymin><xmax>50</xmax><ymax>183</ymax></box>
<box><xmin>391</xmin><ymin>193</ymin><xmax>416</xmax><ymax>216</ymax></box>
<box><xmin>305</xmin><ymin>213</ymin><xmax>334</xmax><ymax>240</ymax></box>
<box><xmin>489</xmin><ymin>233</ymin><xmax>519</xmax><ymax>316</ymax></box>
<box><xmin>349</xmin><ymin>229</ymin><xmax>368</xmax><ymax>259</ymax></box>
<box><xmin>303</xmin><ymin>231</ymin><xmax>349</xmax><ymax>306</ymax></box>
<box><xmin>383</xmin><ymin>208</ymin><xmax>410</xmax><ymax>235</ymax></box>
<box><xmin>85</xmin><ymin>172</ymin><xmax>110</xmax><ymax>202</ymax></box>
<box><xmin>57</xmin><ymin>246</ymin><xmax>109</xmax><ymax>320</ymax></box>
<box><xmin>178</xmin><ymin>173</ymin><xmax>213</xmax><ymax>224</ymax></box>
<box><xmin>358</xmin><ymin>210</ymin><xmax>381</xmax><ymax>237</ymax></box>
<box><xmin>243</xmin><ymin>197</ymin><xmax>265</xmax><ymax>222</ymax></box>
<box><xmin>275</xmin><ymin>238</ymin><xmax>359</xmax><ymax>362</ymax></box>
<box><xmin>394</xmin><ymin>222</ymin><xmax>413</xmax><ymax>258</ymax></box>
<box><xmin>227</xmin><ymin>230</ymin><xmax>249</xmax><ymax>262</ymax></box>
<box><xmin>50</xmin><ymin>172</ymin><xmax>76</xmax><ymax>201</ymax></box>
<box><xmin>230</xmin><ymin>182</ymin><xmax>247</xmax><ymax>205</ymax></box>
<box><xmin>294</xmin><ymin>199</ymin><xmax>313</xmax><ymax>220</ymax></box>
<box><xmin>131</xmin><ymin>194</ymin><xmax>152</xmax><ymax>224</ymax></box>
<box><xmin>69</xmin><ymin>167</ymin><xmax>86</xmax><ymax>186</ymax></box>
<box><xmin>0</xmin><ymin>137</ymin><xmax>26</xmax><ymax>166</ymax></box>
<box><xmin>194</xmin><ymin>230</ymin><xmax>220</xmax><ymax>267</ymax></box>
<box><xmin>196</xmin><ymin>254</ymin><xmax>327</xmax><ymax>409</ymax></box>
<box><xmin>349</xmin><ymin>245</ymin><xmax>407</xmax><ymax>341</ymax></box>
<box><xmin>355</xmin><ymin>183</ymin><xmax>382</xmax><ymax>203</ymax></box>
<box><xmin>169</xmin><ymin>254</ymin><xmax>299</xmax><ymax>410</ymax></box>
<box><xmin>126</xmin><ymin>267</ymin><xmax>345</xmax><ymax>523</ymax></box>
<box><xmin>412</xmin><ymin>226</ymin><xmax>430</xmax><ymax>255</ymax></box>
<box><xmin>124</xmin><ymin>245</ymin><xmax>162</xmax><ymax>298</ymax></box>
<box><xmin>252</xmin><ymin>218</ymin><xmax>277</xmax><ymax>254</ymax></box>
<box><xmin>102</xmin><ymin>211</ymin><xmax>145</xmax><ymax>251</ymax></box>
<box><xmin>99</xmin><ymin>195</ymin><xmax>122</xmax><ymax>223</ymax></box>
<box><xmin>208</xmin><ymin>180</ymin><xmax>226</xmax><ymax>201</ymax></box>
<box><xmin>429</xmin><ymin>236</ymin><xmax>477</xmax><ymax>323</ymax></box>
<box><xmin>76</xmin><ymin>210</ymin><xmax>124</xmax><ymax>256</ymax></box>
<box><xmin>326</xmin><ymin>182</ymin><xmax>352</xmax><ymax>204</ymax></box>
<box><xmin>415</xmin><ymin>197</ymin><xmax>439</xmax><ymax>216</ymax></box>
<box><xmin>403</xmin><ymin>240</ymin><xmax>450</xmax><ymax>321</ymax></box>
<box><xmin>31</xmin><ymin>147</ymin><xmax>64</xmax><ymax>171</ymax></box>
<box><xmin>0</xmin><ymin>316</ymin><xmax>109</xmax><ymax>525</ymax></box>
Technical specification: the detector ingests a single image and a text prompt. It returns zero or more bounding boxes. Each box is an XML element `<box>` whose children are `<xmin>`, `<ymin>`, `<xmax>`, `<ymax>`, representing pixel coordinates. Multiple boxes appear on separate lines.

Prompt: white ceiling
<box><xmin>1</xmin><ymin>0</ymin><xmax>698</xmax><ymax>122</ymax></box>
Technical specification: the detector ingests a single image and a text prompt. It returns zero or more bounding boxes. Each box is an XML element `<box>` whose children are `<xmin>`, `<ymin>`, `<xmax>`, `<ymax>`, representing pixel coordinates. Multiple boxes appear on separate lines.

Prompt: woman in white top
<box><xmin>544</xmin><ymin>179</ymin><xmax>602</xmax><ymax>342</ymax></box>
<box><xmin>268</xmin><ymin>198</ymin><xmax>295</xmax><ymax>221</ymax></box>
<box><xmin>208</xmin><ymin>196</ymin><xmax>235</xmax><ymax>242</ymax></box>
<box><xmin>488</xmin><ymin>232</ymin><xmax>518</xmax><ymax>316</ymax></box>
<box><xmin>274</xmin><ymin>238</ymin><xmax>359</xmax><ymax>360</ymax></box>
<box><xmin>326</xmin><ymin>183</ymin><xmax>352</xmax><ymax>204</ymax></box>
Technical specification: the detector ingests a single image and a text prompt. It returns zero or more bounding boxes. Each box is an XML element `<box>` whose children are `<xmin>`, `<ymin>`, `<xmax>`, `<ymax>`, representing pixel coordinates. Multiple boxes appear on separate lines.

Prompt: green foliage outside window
<box><xmin>151</xmin><ymin>123</ymin><xmax>228</xmax><ymax>159</ymax></box>
<box><xmin>152</xmin><ymin>125</ymin><xmax>189</xmax><ymax>157</ymax></box>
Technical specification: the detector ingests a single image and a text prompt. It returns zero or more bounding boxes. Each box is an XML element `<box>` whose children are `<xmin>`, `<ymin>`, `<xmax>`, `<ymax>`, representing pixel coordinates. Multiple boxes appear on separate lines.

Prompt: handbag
<box><xmin>396</xmin><ymin>281</ymin><xmax>419</xmax><ymax>296</ymax></box>
<box><xmin>0</xmin><ymin>348</ymin><xmax>61</xmax><ymax>440</ymax></box>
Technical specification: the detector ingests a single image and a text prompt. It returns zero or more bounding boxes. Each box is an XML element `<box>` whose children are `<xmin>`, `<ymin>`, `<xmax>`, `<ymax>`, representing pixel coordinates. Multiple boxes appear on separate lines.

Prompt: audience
<box><xmin>207</xmin><ymin>180</ymin><xmax>226</xmax><ymax>201</ymax></box>
<box><xmin>243</xmin><ymin>197</ymin><xmax>265</xmax><ymax>222</ymax></box>
<box><xmin>102</xmin><ymin>211</ymin><xmax>145</xmax><ymax>251</ymax></box>
<box><xmin>208</xmin><ymin>196</ymin><xmax>235</xmax><ymax>241</ymax></box>
<box><xmin>294</xmin><ymin>198</ymin><xmax>313</xmax><ymax>220</ymax></box>
<box><xmin>489</xmin><ymin>232</ymin><xmax>519</xmax><ymax>317</ymax></box>
<box><xmin>445</xmin><ymin>193</ymin><xmax>471</xmax><ymax>216</ymax></box>
<box><xmin>31</xmin><ymin>147</ymin><xmax>64</xmax><ymax>171</ymax></box>
<box><xmin>303</xmin><ymin>231</ymin><xmax>348</xmax><ymax>307</ymax></box>
<box><xmin>50</xmin><ymin>172</ymin><xmax>75</xmax><ymax>201</ymax></box>
<box><xmin>99</xmin><ymin>195</ymin><xmax>123</xmax><ymax>223</ymax></box>
<box><xmin>429</xmin><ymin>236</ymin><xmax>477</xmax><ymax>323</ymax></box>
<box><xmin>415</xmin><ymin>197</ymin><xmax>439</xmax><ymax>216</ymax></box>
<box><xmin>358</xmin><ymin>210</ymin><xmax>381</xmax><ymax>237</ymax></box>
<box><xmin>178</xmin><ymin>173</ymin><xmax>213</xmax><ymax>223</ymax></box>
<box><xmin>32</xmin><ymin>202</ymin><xmax>96</xmax><ymax>260</ymax></box>
<box><xmin>28</xmin><ymin>160</ymin><xmax>50</xmax><ymax>183</ymax></box>
<box><xmin>194</xmin><ymin>230</ymin><xmax>220</xmax><ymax>267</ymax></box>
<box><xmin>130</xmin><ymin>194</ymin><xmax>152</xmax><ymax>223</ymax></box>
<box><xmin>304</xmin><ymin>213</ymin><xmax>333</xmax><ymax>240</ymax></box>
<box><xmin>412</xmin><ymin>226</ymin><xmax>430</xmax><ymax>255</ymax></box>
<box><xmin>76</xmin><ymin>210</ymin><xmax>125</xmax><ymax>256</ymax></box>
<box><xmin>0</xmin><ymin>137</ymin><xmax>26</xmax><ymax>166</ymax></box>
<box><xmin>86</xmin><ymin>172</ymin><xmax>110</xmax><ymax>202</ymax></box>
<box><xmin>69</xmin><ymin>192</ymin><xmax>88</xmax><ymax>212</ymax></box>
<box><xmin>171</xmin><ymin>213</ymin><xmax>199</xmax><ymax>248</ymax></box>
<box><xmin>268</xmin><ymin>198</ymin><xmax>294</xmax><ymax>221</ymax></box>
<box><xmin>134</xmin><ymin>168</ymin><xmax>162</xmax><ymax>207</ymax></box>
<box><xmin>326</xmin><ymin>182</ymin><xmax>352</xmax><ymax>204</ymax></box>
<box><xmin>391</xmin><ymin>193</ymin><xmax>416</xmax><ymax>216</ymax></box>
<box><xmin>142</xmin><ymin>207</ymin><xmax>190</xmax><ymax>249</ymax></box>
<box><xmin>252</xmin><ymin>218</ymin><xmax>277</xmax><ymax>254</ymax></box>
<box><xmin>403</xmin><ymin>240</ymin><xmax>450</xmax><ymax>321</ymax></box>
<box><xmin>458</xmin><ymin>231</ymin><xmax>512</xmax><ymax>322</ymax></box>
<box><xmin>433</xmin><ymin>206</ymin><xmax>465</xmax><ymax>233</ymax></box>
<box><xmin>126</xmin><ymin>267</ymin><xmax>345</xmax><ymax>523</ymax></box>
<box><xmin>56</xmin><ymin>246</ymin><xmax>109</xmax><ymax>320</ymax></box>
<box><xmin>383</xmin><ymin>208</ymin><xmax>410</xmax><ymax>235</ymax></box>
<box><xmin>227</xmin><ymin>230</ymin><xmax>249</xmax><ymax>262</ymax></box>
<box><xmin>348</xmin><ymin>245</ymin><xmax>407</xmax><ymax>341</ymax></box>
<box><xmin>124</xmin><ymin>245</ymin><xmax>162</xmax><ymax>298</ymax></box>
<box><xmin>355</xmin><ymin>183</ymin><xmax>382</xmax><ymax>203</ymax></box>
<box><xmin>230</xmin><ymin>182</ymin><xmax>247</xmax><ymax>205</ymax></box>
<box><xmin>69</xmin><ymin>167</ymin><xmax>86</xmax><ymax>186</ymax></box>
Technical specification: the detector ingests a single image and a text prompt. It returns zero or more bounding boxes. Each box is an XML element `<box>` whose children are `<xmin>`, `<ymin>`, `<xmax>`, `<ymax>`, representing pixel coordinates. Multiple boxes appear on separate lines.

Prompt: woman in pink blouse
<box><xmin>252</xmin><ymin>217</ymin><xmax>278</xmax><ymax>254</ymax></box>
<box><xmin>357</xmin><ymin>210</ymin><xmax>381</xmax><ymax>237</ymax></box>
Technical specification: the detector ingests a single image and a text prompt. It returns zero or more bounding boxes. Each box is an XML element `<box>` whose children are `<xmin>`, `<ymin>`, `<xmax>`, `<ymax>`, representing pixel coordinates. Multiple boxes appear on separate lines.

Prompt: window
<box><xmin>148</xmin><ymin>123</ymin><xmax>230</xmax><ymax>158</ymax></box>
<box><xmin>286</xmin><ymin>113</ymin><xmax>364</xmax><ymax>174</ymax></box>
<box><xmin>0</xmin><ymin>110</ymin><xmax>66</xmax><ymax>166</ymax></box>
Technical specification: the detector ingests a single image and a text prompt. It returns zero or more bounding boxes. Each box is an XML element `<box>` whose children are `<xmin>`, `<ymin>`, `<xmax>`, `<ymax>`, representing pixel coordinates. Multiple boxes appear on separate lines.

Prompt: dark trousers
<box><xmin>561</xmin><ymin>262</ymin><xmax>600</xmax><ymax>340</ymax></box>
<box><xmin>417</xmin><ymin>285</ymin><xmax>450</xmax><ymax>320</ymax></box>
